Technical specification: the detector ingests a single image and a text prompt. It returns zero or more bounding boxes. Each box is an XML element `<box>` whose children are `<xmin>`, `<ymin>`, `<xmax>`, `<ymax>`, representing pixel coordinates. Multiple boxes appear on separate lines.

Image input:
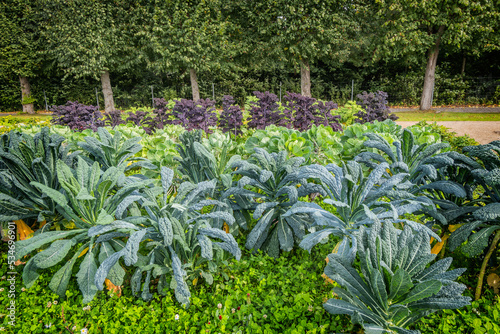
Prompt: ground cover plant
<box><xmin>0</xmin><ymin>106</ymin><xmax>498</xmax><ymax>333</ymax></box>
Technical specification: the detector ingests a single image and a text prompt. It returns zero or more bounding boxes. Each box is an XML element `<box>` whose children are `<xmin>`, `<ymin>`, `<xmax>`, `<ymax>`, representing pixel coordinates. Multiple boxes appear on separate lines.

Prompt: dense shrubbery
<box><xmin>1</xmin><ymin>114</ymin><xmax>498</xmax><ymax>333</ymax></box>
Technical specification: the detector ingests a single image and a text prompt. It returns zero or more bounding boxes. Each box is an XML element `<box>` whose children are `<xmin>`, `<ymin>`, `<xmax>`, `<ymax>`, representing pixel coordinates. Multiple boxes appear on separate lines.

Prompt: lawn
<box><xmin>394</xmin><ymin>111</ymin><xmax>500</xmax><ymax>121</ymax></box>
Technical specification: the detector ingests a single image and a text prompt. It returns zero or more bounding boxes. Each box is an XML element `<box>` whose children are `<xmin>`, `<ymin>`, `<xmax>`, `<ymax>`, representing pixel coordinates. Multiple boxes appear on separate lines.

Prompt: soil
<box><xmin>397</xmin><ymin>121</ymin><xmax>500</xmax><ymax>144</ymax></box>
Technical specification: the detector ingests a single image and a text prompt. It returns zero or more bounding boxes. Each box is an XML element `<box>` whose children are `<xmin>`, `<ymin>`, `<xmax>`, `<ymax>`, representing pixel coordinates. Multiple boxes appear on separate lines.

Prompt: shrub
<box><xmin>219</xmin><ymin>95</ymin><xmax>243</xmax><ymax>136</ymax></box>
<box><xmin>50</xmin><ymin>101</ymin><xmax>104</xmax><ymax>131</ymax></box>
<box><xmin>355</xmin><ymin>91</ymin><xmax>398</xmax><ymax>124</ymax></box>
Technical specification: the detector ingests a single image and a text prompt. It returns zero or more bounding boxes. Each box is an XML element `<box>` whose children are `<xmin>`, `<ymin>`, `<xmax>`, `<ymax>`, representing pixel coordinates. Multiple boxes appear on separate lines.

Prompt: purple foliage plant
<box><xmin>126</xmin><ymin>110</ymin><xmax>153</xmax><ymax>133</ymax></box>
<box><xmin>247</xmin><ymin>91</ymin><xmax>281</xmax><ymax>129</ymax></box>
<box><xmin>172</xmin><ymin>98</ymin><xmax>218</xmax><ymax>133</ymax></box>
<box><xmin>284</xmin><ymin>92</ymin><xmax>341</xmax><ymax>131</ymax></box>
<box><xmin>219</xmin><ymin>95</ymin><xmax>243</xmax><ymax>136</ymax></box>
<box><xmin>355</xmin><ymin>91</ymin><xmax>399</xmax><ymax>124</ymax></box>
<box><xmin>50</xmin><ymin>101</ymin><xmax>104</xmax><ymax>131</ymax></box>
<box><xmin>103</xmin><ymin>110</ymin><xmax>126</xmax><ymax>128</ymax></box>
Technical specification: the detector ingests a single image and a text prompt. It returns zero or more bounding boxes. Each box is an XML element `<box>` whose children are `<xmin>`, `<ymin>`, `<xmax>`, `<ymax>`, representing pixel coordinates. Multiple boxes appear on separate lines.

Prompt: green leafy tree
<box><xmin>368</xmin><ymin>0</ymin><xmax>500</xmax><ymax>110</ymax></box>
<box><xmin>235</xmin><ymin>0</ymin><xmax>360</xmax><ymax>97</ymax></box>
<box><xmin>146</xmin><ymin>0</ymin><xmax>239</xmax><ymax>101</ymax></box>
<box><xmin>0</xmin><ymin>0</ymin><xmax>42</xmax><ymax>113</ymax></box>
<box><xmin>41</xmin><ymin>0</ymin><xmax>143</xmax><ymax>112</ymax></box>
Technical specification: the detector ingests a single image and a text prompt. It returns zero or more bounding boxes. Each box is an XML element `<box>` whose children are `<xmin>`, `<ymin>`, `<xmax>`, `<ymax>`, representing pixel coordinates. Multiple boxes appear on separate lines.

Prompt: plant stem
<box><xmin>475</xmin><ymin>231</ymin><xmax>500</xmax><ymax>300</ymax></box>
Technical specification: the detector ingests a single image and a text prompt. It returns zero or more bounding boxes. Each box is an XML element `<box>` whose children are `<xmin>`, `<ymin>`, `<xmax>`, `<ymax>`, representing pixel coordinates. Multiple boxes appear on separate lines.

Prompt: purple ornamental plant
<box><xmin>188</xmin><ymin>98</ymin><xmax>218</xmax><ymax>133</ymax></box>
<box><xmin>126</xmin><ymin>110</ymin><xmax>154</xmax><ymax>133</ymax></box>
<box><xmin>247</xmin><ymin>91</ymin><xmax>280</xmax><ymax>129</ymax></box>
<box><xmin>355</xmin><ymin>91</ymin><xmax>398</xmax><ymax>124</ymax></box>
<box><xmin>284</xmin><ymin>92</ymin><xmax>342</xmax><ymax>131</ymax></box>
<box><xmin>150</xmin><ymin>97</ymin><xmax>174</xmax><ymax>131</ymax></box>
<box><xmin>219</xmin><ymin>95</ymin><xmax>243</xmax><ymax>136</ymax></box>
<box><xmin>314</xmin><ymin>100</ymin><xmax>342</xmax><ymax>132</ymax></box>
<box><xmin>103</xmin><ymin>110</ymin><xmax>126</xmax><ymax>128</ymax></box>
<box><xmin>284</xmin><ymin>92</ymin><xmax>317</xmax><ymax>131</ymax></box>
<box><xmin>50</xmin><ymin>101</ymin><xmax>104</xmax><ymax>131</ymax></box>
<box><xmin>172</xmin><ymin>99</ymin><xmax>195</xmax><ymax>126</ymax></box>
<box><xmin>172</xmin><ymin>98</ymin><xmax>218</xmax><ymax>133</ymax></box>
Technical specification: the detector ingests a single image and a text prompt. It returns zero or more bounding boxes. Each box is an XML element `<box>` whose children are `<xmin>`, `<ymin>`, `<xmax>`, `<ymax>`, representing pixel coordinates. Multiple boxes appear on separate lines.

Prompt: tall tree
<box><xmin>41</xmin><ymin>0</ymin><xmax>142</xmax><ymax>112</ymax></box>
<box><xmin>145</xmin><ymin>0</ymin><xmax>238</xmax><ymax>101</ymax></box>
<box><xmin>369</xmin><ymin>0</ymin><xmax>500</xmax><ymax>110</ymax></box>
<box><xmin>236</xmin><ymin>0</ymin><xmax>360</xmax><ymax>97</ymax></box>
<box><xmin>0</xmin><ymin>0</ymin><xmax>42</xmax><ymax>113</ymax></box>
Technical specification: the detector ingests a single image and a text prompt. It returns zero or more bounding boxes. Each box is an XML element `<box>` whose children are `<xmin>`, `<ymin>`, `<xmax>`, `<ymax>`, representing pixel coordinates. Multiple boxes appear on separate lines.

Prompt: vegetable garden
<box><xmin>0</xmin><ymin>91</ymin><xmax>499</xmax><ymax>334</ymax></box>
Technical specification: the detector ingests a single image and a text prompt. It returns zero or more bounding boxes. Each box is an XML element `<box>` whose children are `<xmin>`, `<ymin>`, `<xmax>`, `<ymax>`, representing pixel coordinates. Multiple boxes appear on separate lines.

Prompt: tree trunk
<box><xmin>19</xmin><ymin>76</ymin><xmax>34</xmax><ymax>114</ymax></box>
<box><xmin>190</xmin><ymin>68</ymin><xmax>200</xmax><ymax>101</ymax></box>
<box><xmin>420</xmin><ymin>26</ymin><xmax>445</xmax><ymax>111</ymax></box>
<box><xmin>301</xmin><ymin>60</ymin><xmax>311</xmax><ymax>97</ymax></box>
<box><xmin>475</xmin><ymin>231</ymin><xmax>500</xmax><ymax>301</ymax></box>
<box><xmin>461</xmin><ymin>54</ymin><xmax>466</xmax><ymax>76</ymax></box>
<box><xmin>100</xmin><ymin>70</ymin><xmax>115</xmax><ymax>112</ymax></box>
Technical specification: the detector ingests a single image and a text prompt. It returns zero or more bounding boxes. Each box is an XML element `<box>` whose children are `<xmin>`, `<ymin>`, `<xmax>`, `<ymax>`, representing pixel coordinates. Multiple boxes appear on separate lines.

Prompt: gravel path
<box><xmin>397</xmin><ymin>121</ymin><xmax>500</xmax><ymax>144</ymax></box>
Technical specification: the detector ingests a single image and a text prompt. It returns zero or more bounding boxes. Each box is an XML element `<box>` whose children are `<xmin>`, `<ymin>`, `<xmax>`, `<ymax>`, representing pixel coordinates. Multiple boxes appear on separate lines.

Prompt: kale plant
<box><xmin>324</xmin><ymin>220</ymin><xmax>470</xmax><ymax>334</ymax></box>
<box><xmin>285</xmin><ymin>161</ymin><xmax>439</xmax><ymax>255</ymax></box>
<box><xmin>354</xmin><ymin>129</ymin><xmax>469</xmax><ymax>224</ymax></box>
<box><xmin>222</xmin><ymin>149</ymin><xmax>323</xmax><ymax>258</ymax></box>
<box><xmin>448</xmin><ymin>141</ymin><xmax>500</xmax><ymax>299</ymax></box>
<box><xmin>172</xmin><ymin>98</ymin><xmax>218</xmax><ymax>133</ymax></box>
<box><xmin>103</xmin><ymin>110</ymin><xmax>126</xmax><ymax>128</ymax></box>
<box><xmin>95</xmin><ymin>167</ymin><xmax>241</xmax><ymax>306</ymax></box>
<box><xmin>126</xmin><ymin>110</ymin><xmax>153</xmax><ymax>133</ymax></box>
<box><xmin>0</xmin><ymin>127</ymin><xmax>79</xmax><ymax>225</ymax></box>
<box><xmin>50</xmin><ymin>101</ymin><xmax>104</xmax><ymax>131</ymax></box>
<box><xmin>284</xmin><ymin>92</ymin><xmax>341</xmax><ymax>131</ymax></box>
<box><xmin>355</xmin><ymin>91</ymin><xmax>398</xmax><ymax>124</ymax></box>
<box><xmin>189</xmin><ymin>98</ymin><xmax>218</xmax><ymax>133</ymax></box>
<box><xmin>247</xmin><ymin>91</ymin><xmax>281</xmax><ymax>129</ymax></box>
<box><xmin>78</xmin><ymin>127</ymin><xmax>156</xmax><ymax>172</ymax></box>
<box><xmin>148</xmin><ymin>98</ymin><xmax>173</xmax><ymax>132</ymax></box>
<box><xmin>16</xmin><ymin>157</ymin><xmax>149</xmax><ymax>302</ymax></box>
<box><xmin>219</xmin><ymin>95</ymin><xmax>243</xmax><ymax>136</ymax></box>
<box><xmin>314</xmin><ymin>100</ymin><xmax>342</xmax><ymax>131</ymax></box>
